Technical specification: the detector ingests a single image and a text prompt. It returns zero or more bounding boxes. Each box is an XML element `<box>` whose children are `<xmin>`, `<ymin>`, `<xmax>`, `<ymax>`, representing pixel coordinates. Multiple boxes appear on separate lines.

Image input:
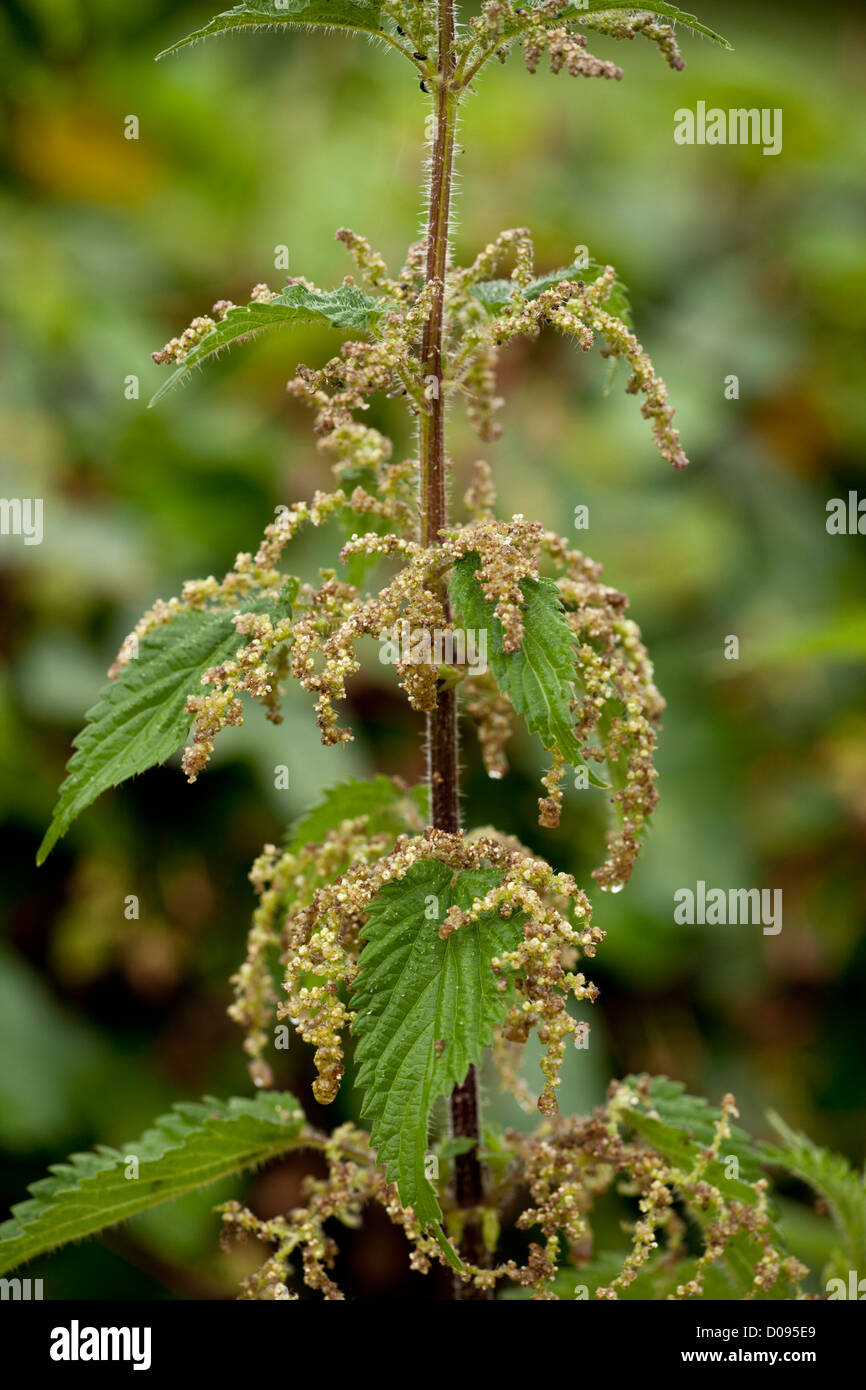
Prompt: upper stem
<box><xmin>419</xmin><ymin>0</ymin><xmax>460</xmax><ymax>838</ymax></box>
<box><xmin>419</xmin><ymin>5</ymin><xmax>457</xmax><ymax>553</ymax></box>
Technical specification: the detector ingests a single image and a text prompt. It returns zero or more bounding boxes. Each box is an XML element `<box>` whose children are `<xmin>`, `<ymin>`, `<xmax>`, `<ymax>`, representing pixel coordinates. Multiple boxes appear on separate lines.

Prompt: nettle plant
<box><xmin>3</xmin><ymin>1</ymin><xmax>864</xmax><ymax>1302</ymax></box>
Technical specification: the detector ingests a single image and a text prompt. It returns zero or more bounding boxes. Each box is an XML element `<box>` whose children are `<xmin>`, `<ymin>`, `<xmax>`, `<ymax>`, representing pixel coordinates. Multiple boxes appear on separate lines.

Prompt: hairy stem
<box><xmin>418</xmin><ymin>0</ymin><xmax>492</xmax><ymax>1299</ymax></box>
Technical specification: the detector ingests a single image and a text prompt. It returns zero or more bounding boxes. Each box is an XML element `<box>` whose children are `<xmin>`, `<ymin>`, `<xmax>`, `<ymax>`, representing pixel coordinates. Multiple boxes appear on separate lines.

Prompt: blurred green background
<box><xmin>1</xmin><ymin>0</ymin><xmax>864</xmax><ymax>1298</ymax></box>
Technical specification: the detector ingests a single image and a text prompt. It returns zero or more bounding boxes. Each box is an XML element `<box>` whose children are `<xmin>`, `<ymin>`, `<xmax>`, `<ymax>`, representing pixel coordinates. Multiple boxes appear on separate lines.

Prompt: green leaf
<box><xmin>150</xmin><ymin>284</ymin><xmax>388</xmax><ymax>404</ymax></box>
<box><xmin>450</xmin><ymin>554</ymin><xmax>604</xmax><ymax>783</ymax></box>
<box><xmin>38</xmin><ymin>591</ymin><xmax>293</xmax><ymax>864</ymax></box>
<box><xmin>0</xmin><ymin>1092</ymin><xmax>306</xmax><ymax>1275</ymax></box>
<box><xmin>286</xmin><ymin>775</ymin><xmax>428</xmax><ymax>853</ymax></box>
<box><xmin>156</xmin><ymin>0</ymin><xmax>386</xmax><ymax>62</ymax></box>
<box><xmin>763</xmin><ymin>1112</ymin><xmax>866</xmax><ymax>1276</ymax></box>
<box><xmin>352</xmin><ymin>861</ymin><xmax>523</xmax><ymax>1248</ymax></box>
<box><xmin>472</xmin><ymin>262</ymin><xmax>631</xmax><ymax>325</ymax></box>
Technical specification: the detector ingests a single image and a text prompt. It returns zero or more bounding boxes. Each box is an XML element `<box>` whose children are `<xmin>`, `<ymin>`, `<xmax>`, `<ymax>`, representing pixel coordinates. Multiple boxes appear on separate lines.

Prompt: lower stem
<box><xmin>419</xmin><ymin>0</ymin><xmax>492</xmax><ymax>1300</ymax></box>
<box><xmin>448</xmin><ymin>1064</ymin><xmax>491</xmax><ymax>1289</ymax></box>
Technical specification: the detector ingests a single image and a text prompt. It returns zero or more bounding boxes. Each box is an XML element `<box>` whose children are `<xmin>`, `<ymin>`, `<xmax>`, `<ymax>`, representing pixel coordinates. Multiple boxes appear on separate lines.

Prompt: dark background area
<box><xmin>0</xmin><ymin>0</ymin><xmax>864</xmax><ymax>1297</ymax></box>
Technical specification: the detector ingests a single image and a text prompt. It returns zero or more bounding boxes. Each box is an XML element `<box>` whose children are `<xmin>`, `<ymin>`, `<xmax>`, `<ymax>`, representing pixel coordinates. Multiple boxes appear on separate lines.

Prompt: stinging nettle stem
<box><xmin>418</xmin><ymin>0</ymin><xmax>491</xmax><ymax>1298</ymax></box>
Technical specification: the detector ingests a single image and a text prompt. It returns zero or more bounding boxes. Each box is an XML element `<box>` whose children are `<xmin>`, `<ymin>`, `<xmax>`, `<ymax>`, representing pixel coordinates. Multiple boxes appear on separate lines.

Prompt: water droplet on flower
<box><xmin>249</xmin><ymin>1059</ymin><xmax>273</xmax><ymax>1088</ymax></box>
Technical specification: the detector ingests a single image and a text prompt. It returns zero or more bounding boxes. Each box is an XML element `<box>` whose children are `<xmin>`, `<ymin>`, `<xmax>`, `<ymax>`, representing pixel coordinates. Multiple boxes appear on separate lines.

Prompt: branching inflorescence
<box><xmin>135</xmin><ymin>12</ymin><xmax>693</xmax><ymax>1287</ymax></box>
<box><xmin>140</xmin><ymin>230</ymin><xmax>672</xmax><ymax>857</ymax></box>
<box><xmin>26</xmin><ymin>1</ymin><xmax>791</xmax><ymax>1302</ymax></box>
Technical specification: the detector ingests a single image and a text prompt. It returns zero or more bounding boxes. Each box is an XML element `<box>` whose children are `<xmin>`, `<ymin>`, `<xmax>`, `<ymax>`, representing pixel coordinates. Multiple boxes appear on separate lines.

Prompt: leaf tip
<box><xmin>433</xmin><ymin>1223</ymin><xmax>465</xmax><ymax>1273</ymax></box>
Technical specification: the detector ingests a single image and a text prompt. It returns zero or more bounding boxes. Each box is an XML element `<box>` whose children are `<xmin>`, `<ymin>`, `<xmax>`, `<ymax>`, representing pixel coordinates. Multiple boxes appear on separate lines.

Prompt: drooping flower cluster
<box><xmin>228</xmin><ymin>507</ymin><xmax>663</xmax><ymax>892</ymax></box>
<box><xmin>442</xmin><ymin>232</ymin><xmax>690</xmax><ymax>470</ymax></box>
<box><xmin>233</xmin><ymin>810</ymin><xmax>416</xmax><ymax>1100</ymax></box>
<box><xmin>181</xmin><ymin>606</ymin><xmax>295</xmax><ymax>782</ymax></box>
<box><xmin>521</xmin><ymin>12</ymin><xmax>624</xmax><ymax>82</ymax></box>
<box><xmin>462</xmin><ymin>2</ymin><xmax>687</xmax><ymax>88</ymax></box>
<box><xmin>217</xmin><ymin>1082</ymin><xmax>809</xmax><ymax>1302</ymax></box>
<box><xmin>462</xmin><ymin>672</ymin><xmax>513</xmax><ymax>779</ymax></box>
<box><xmin>218</xmin><ymin>1122</ymin><xmax>447</xmax><ymax>1300</ymax></box>
<box><xmin>110</xmin><ymin>476</ymin><xmax>664</xmax><ymax>879</ymax></box>
<box><xmin>234</xmin><ymin>822</ymin><xmax>602</xmax><ymax>1115</ymax></box>
<box><xmin>580</xmin><ymin>10</ymin><xmax>686</xmax><ymax>72</ymax></box>
<box><xmin>541</xmin><ymin>530</ymin><xmax>665</xmax><ymax>888</ymax></box>
<box><xmin>154</xmin><ymin>227</ymin><xmax>688</xmax><ymax>477</ymax></box>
